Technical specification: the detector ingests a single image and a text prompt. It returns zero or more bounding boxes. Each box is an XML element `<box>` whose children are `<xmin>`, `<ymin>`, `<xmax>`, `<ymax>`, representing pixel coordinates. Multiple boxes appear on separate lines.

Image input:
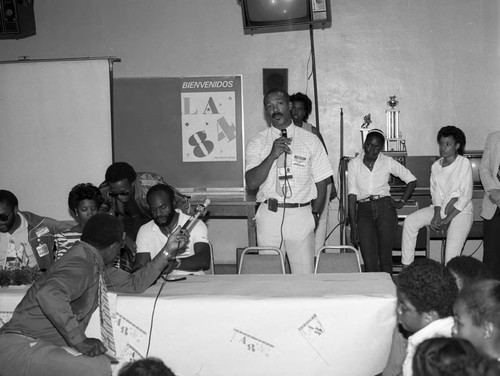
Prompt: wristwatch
<box><xmin>163</xmin><ymin>249</ymin><xmax>175</xmax><ymax>261</ymax></box>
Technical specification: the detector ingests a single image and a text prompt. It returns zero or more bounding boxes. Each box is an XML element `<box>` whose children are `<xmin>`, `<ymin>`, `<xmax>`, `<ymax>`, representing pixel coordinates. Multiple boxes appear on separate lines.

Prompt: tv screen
<box><xmin>240</xmin><ymin>0</ymin><xmax>331</xmax><ymax>34</ymax></box>
<box><xmin>464</xmin><ymin>152</ymin><xmax>484</xmax><ymax>190</ymax></box>
<box><xmin>247</xmin><ymin>0</ymin><xmax>308</xmax><ymax>24</ymax></box>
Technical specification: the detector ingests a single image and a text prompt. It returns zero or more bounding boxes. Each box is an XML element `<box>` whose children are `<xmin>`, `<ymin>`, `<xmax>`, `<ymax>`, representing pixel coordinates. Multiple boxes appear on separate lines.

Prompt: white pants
<box><xmin>256</xmin><ymin>203</ymin><xmax>315</xmax><ymax>274</ymax></box>
<box><xmin>314</xmin><ymin>184</ymin><xmax>332</xmax><ymax>253</ymax></box>
<box><xmin>401</xmin><ymin>206</ymin><xmax>474</xmax><ymax>265</ymax></box>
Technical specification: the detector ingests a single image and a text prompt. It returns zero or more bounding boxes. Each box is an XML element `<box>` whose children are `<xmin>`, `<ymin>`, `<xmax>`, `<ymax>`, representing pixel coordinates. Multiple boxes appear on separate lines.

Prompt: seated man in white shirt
<box><xmin>133</xmin><ymin>184</ymin><xmax>211</xmax><ymax>276</ymax></box>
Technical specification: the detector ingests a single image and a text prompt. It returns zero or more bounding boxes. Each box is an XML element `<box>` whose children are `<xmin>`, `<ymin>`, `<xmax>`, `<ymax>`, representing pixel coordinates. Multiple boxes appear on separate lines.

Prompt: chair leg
<box><xmin>440</xmin><ymin>239</ymin><xmax>447</xmax><ymax>264</ymax></box>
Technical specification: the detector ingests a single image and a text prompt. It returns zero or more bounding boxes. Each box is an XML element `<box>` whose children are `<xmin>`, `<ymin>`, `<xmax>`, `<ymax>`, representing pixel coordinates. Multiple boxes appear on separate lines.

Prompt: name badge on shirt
<box><xmin>35</xmin><ymin>226</ymin><xmax>50</xmax><ymax>238</ymax></box>
<box><xmin>293</xmin><ymin>155</ymin><xmax>307</xmax><ymax>167</ymax></box>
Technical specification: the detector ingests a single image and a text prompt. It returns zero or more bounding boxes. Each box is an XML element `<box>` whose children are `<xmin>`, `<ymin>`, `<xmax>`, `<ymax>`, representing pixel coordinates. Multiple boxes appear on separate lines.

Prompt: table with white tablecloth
<box><xmin>0</xmin><ymin>273</ymin><xmax>396</xmax><ymax>376</ymax></box>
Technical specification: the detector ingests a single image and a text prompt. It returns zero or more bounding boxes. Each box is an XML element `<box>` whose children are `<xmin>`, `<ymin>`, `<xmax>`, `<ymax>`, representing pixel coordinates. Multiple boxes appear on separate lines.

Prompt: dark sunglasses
<box><xmin>109</xmin><ymin>191</ymin><xmax>131</xmax><ymax>198</ymax></box>
<box><xmin>0</xmin><ymin>208</ymin><xmax>13</xmax><ymax>222</ymax></box>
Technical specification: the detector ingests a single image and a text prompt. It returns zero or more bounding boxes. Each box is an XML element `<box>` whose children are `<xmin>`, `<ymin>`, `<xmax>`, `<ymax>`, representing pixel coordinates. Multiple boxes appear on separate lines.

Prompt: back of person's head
<box><xmin>437</xmin><ymin>125</ymin><xmax>466</xmax><ymax>155</ymax></box>
<box><xmin>290</xmin><ymin>92</ymin><xmax>312</xmax><ymax>121</ymax></box>
<box><xmin>398</xmin><ymin>258</ymin><xmax>458</xmax><ymax>317</ymax></box>
<box><xmin>81</xmin><ymin>213</ymin><xmax>123</xmax><ymax>249</ymax></box>
<box><xmin>118</xmin><ymin>357</ymin><xmax>176</xmax><ymax>376</ymax></box>
<box><xmin>413</xmin><ymin>337</ymin><xmax>495</xmax><ymax>376</ymax></box>
<box><xmin>458</xmin><ymin>279</ymin><xmax>500</xmax><ymax>332</ymax></box>
<box><xmin>146</xmin><ymin>183</ymin><xmax>174</xmax><ymax>204</ymax></box>
<box><xmin>68</xmin><ymin>183</ymin><xmax>104</xmax><ymax>212</ymax></box>
<box><xmin>105</xmin><ymin>162</ymin><xmax>137</xmax><ymax>184</ymax></box>
<box><xmin>0</xmin><ymin>189</ymin><xmax>18</xmax><ymax>209</ymax></box>
<box><xmin>446</xmin><ymin>256</ymin><xmax>491</xmax><ymax>291</ymax></box>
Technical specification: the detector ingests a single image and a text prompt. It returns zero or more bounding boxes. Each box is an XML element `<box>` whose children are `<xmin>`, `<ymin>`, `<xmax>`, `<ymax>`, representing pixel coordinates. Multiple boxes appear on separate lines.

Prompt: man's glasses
<box><xmin>109</xmin><ymin>191</ymin><xmax>131</xmax><ymax>198</ymax></box>
<box><xmin>0</xmin><ymin>208</ymin><xmax>13</xmax><ymax>222</ymax></box>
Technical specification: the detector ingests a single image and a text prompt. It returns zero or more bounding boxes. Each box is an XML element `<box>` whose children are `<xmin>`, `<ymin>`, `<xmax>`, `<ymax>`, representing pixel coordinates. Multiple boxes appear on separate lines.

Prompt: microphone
<box><xmin>180</xmin><ymin>198</ymin><xmax>211</xmax><ymax>232</ymax></box>
<box><xmin>281</xmin><ymin>128</ymin><xmax>287</xmax><ymax>139</ymax></box>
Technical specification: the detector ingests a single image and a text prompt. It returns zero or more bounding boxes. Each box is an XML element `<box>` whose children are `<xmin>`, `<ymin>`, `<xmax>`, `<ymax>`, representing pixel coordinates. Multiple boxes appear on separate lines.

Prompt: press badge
<box><xmin>293</xmin><ymin>155</ymin><xmax>307</xmax><ymax>167</ymax></box>
<box><xmin>36</xmin><ymin>243</ymin><xmax>50</xmax><ymax>258</ymax></box>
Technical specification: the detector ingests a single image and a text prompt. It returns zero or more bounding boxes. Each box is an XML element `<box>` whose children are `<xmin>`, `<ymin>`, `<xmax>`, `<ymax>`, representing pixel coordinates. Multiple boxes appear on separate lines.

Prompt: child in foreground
<box><xmin>453</xmin><ymin>279</ymin><xmax>500</xmax><ymax>361</ymax></box>
<box><xmin>384</xmin><ymin>258</ymin><xmax>458</xmax><ymax>376</ymax></box>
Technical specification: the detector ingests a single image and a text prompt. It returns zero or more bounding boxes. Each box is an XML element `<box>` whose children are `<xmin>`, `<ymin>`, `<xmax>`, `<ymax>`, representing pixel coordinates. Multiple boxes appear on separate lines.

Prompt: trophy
<box><xmin>360</xmin><ymin>113</ymin><xmax>371</xmax><ymax>146</ymax></box>
<box><xmin>385</xmin><ymin>95</ymin><xmax>406</xmax><ymax>152</ymax></box>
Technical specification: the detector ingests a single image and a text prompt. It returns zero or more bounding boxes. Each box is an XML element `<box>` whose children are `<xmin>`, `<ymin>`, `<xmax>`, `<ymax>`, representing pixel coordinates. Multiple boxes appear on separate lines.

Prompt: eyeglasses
<box><xmin>0</xmin><ymin>208</ymin><xmax>13</xmax><ymax>222</ymax></box>
<box><xmin>109</xmin><ymin>190</ymin><xmax>131</xmax><ymax>198</ymax></box>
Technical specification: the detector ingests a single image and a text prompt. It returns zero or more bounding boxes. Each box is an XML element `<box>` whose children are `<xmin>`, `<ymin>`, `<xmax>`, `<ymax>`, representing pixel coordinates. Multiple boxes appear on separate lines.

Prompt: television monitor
<box><xmin>464</xmin><ymin>151</ymin><xmax>484</xmax><ymax>190</ymax></box>
<box><xmin>240</xmin><ymin>0</ymin><xmax>332</xmax><ymax>34</ymax></box>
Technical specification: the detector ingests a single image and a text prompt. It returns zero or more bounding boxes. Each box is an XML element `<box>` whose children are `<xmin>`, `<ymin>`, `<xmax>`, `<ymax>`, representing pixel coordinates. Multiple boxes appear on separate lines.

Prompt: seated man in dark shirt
<box><xmin>0</xmin><ymin>214</ymin><xmax>188</xmax><ymax>376</ymax></box>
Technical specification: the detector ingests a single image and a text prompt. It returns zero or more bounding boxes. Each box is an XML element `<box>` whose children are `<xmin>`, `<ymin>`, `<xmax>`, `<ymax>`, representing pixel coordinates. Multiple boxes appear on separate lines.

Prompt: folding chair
<box><xmin>205</xmin><ymin>241</ymin><xmax>215</xmax><ymax>275</ymax></box>
<box><xmin>237</xmin><ymin>246</ymin><xmax>286</xmax><ymax>274</ymax></box>
<box><xmin>314</xmin><ymin>245</ymin><xmax>362</xmax><ymax>273</ymax></box>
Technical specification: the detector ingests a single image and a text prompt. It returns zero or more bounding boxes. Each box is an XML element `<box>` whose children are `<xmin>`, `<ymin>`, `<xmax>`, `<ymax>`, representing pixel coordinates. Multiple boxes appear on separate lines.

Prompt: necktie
<box><xmin>99</xmin><ymin>274</ymin><xmax>116</xmax><ymax>354</ymax></box>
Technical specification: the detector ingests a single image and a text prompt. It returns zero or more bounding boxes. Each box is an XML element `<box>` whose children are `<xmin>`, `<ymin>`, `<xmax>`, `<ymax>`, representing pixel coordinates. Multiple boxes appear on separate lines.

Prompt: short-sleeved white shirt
<box><xmin>348</xmin><ymin>151</ymin><xmax>416</xmax><ymax>199</ymax></box>
<box><xmin>136</xmin><ymin>209</ymin><xmax>208</xmax><ymax>275</ymax></box>
<box><xmin>245</xmin><ymin>124</ymin><xmax>334</xmax><ymax>203</ymax></box>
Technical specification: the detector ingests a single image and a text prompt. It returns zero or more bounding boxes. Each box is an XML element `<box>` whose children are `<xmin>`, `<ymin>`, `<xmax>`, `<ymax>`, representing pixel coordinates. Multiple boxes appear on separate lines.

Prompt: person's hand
<box><xmin>430</xmin><ymin>214</ymin><xmax>442</xmax><ymax>232</ymax></box>
<box><xmin>444</xmin><ymin>197</ymin><xmax>458</xmax><ymax>215</ymax></box>
<box><xmin>489</xmin><ymin>189</ymin><xmax>500</xmax><ymax>207</ymax></box>
<box><xmin>392</xmin><ymin>199</ymin><xmax>406</xmax><ymax>209</ymax></box>
<box><xmin>350</xmin><ymin>226</ymin><xmax>359</xmax><ymax>248</ymax></box>
<box><xmin>440</xmin><ymin>219</ymin><xmax>450</xmax><ymax>235</ymax></box>
<box><xmin>312</xmin><ymin>212</ymin><xmax>320</xmax><ymax>230</ymax></box>
<box><xmin>329</xmin><ymin>185</ymin><xmax>338</xmax><ymax>201</ymax></box>
<box><xmin>269</xmin><ymin>136</ymin><xmax>291</xmax><ymax>160</ymax></box>
<box><xmin>74</xmin><ymin>338</ymin><xmax>106</xmax><ymax>357</ymax></box>
<box><xmin>162</xmin><ymin>227</ymin><xmax>190</xmax><ymax>258</ymax></box>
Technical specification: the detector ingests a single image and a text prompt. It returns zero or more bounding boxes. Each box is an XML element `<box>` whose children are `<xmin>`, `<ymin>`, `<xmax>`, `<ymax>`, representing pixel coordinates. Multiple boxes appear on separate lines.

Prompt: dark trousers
<box><xmin>483</xmin><ymin>208</ymin><xmax>500</xmax><ymax>280</ymax></box>
<box><xmin>357</xmin><ymin>197</ymin><xmax>398</xmax><ymax>273</ymax></box>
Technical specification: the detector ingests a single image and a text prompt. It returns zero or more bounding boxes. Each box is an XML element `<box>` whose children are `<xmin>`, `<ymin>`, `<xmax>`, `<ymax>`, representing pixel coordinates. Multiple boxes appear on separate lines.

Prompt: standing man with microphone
<box><xmin>133</xmin><ymin>184</ymin><xmax>211</xmax><ymax>276</ymax></box>
<box><xmin>245</xmin><ymin>88</ymin><xmax>334</xmax><ymax>274</ymax></box>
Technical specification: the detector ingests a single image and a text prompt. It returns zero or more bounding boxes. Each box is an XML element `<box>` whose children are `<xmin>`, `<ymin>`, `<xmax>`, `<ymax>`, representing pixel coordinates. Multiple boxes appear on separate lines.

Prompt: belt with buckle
<box><xmin>264</xmin><ymin>200</ymin><xmax>311</xmax><ymax>208</ymax></box>
<box><xmin>358</xmin><ymin>195</ymin><xmax>384</xmax><ymax>203</ymax></box>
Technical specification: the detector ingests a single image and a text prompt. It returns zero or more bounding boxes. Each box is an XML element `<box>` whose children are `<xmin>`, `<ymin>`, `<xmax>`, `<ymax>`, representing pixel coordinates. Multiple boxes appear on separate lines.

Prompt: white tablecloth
<box><xmin>0</xmin><ymin>273</ymin><xmax>397</xmax><ymax>376</ymax></box>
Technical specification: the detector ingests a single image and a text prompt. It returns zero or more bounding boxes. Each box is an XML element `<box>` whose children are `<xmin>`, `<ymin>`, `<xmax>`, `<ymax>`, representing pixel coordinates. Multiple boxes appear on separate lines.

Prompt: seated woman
<box><xmin>401</xmin><ymin>126</ymin><xmax>474</xmax><ymax>266</ymax></box>
<box><xmin>348</xmin><ymin>129</ymin><xmax>417</xmax><ymax>273</ymax></box>
<box><xmin>54</xmin><ymin>183</ymin><xmax>103</xmax><ymax>260</ymax></box>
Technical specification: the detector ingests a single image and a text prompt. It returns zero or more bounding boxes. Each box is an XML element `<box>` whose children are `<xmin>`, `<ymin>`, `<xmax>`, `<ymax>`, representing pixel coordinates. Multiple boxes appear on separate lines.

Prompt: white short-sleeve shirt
<box><xmin>245</xmin><ymin>124</ymin><xmax>334</xmax><ymax>203</ymax></box>
<box><xmin>136</xmin><ymin>209</ymin><xmax>209</xmax><ymax>275</ymax></box>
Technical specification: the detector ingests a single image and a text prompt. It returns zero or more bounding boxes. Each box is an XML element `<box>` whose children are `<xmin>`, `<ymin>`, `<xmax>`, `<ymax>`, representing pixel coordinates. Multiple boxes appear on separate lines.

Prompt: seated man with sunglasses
<box><xmin>99</xmin><ymin>162</ymin><xmax>189</xmax><ymax>244</ymax></box>
<box><xmin>0</xmin><ymin>190</ymin><xmax>71</xmax><ymax>272</ymax></box>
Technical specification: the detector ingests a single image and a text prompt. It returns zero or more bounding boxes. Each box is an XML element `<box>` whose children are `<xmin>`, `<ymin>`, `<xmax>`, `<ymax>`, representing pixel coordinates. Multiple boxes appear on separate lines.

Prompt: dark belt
<box><xmin>358</xmin><ymin>195</ymin><xmax>385</xmax><ymax>203</ymax></box>
<box><xmin>264</xmin><ymin>200</ymin><xmax>311</xmax><ymax>208</ymax></box>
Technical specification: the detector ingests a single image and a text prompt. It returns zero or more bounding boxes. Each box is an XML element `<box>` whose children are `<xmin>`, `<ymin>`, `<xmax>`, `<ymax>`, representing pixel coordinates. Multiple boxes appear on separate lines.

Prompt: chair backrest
<box><xmin>237</xmin><ymin>246</ymin><xmax>286</xmax><ymax>274</ymax></box>
<box><xmin>314</xmin><ymin>246</ymin><xmax>362</xmax><ymax>273</ymax></box>
<box><xmin>205</xmin><ymin>242</ymin><xmax>215</xmax><ymax>275</ymax></box>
